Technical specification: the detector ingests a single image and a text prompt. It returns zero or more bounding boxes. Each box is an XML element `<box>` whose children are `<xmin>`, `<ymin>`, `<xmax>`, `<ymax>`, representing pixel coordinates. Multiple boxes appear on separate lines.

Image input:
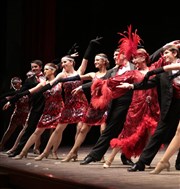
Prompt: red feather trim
<box><xmin>91</xmin><ymin>79</ymin><xmax>112</xmax><ymax>109</ymax></box>
<box><xmin>110</xmin><ymin>115</ymin><xmax>157</xmax><ymax>158</ymax></box>
<box><xmin>118</xmin><ymin>25</ymin><xmax>142</xmax><ymax>61</ymax></box>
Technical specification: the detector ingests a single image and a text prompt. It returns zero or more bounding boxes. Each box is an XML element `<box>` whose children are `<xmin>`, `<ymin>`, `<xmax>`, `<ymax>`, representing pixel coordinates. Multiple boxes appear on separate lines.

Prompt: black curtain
<box><xmin>0</xmin><ymin>0</ymin><xmax>56</xmax><ymax>145</ymax></box>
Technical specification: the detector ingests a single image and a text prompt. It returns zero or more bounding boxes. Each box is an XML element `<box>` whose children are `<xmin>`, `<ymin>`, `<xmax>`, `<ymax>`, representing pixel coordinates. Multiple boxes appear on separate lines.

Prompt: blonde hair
<box><xmin>96</xmin><ymin>53</ymin><xmax>110</xmax><ymax>69</ymax></box>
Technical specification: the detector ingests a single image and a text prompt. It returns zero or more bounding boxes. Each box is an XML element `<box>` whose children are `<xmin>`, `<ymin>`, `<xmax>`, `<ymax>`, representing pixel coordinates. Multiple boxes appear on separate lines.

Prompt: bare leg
<box><xmin>75</xmin><ymin>122</ymin><xmax>83</xmax><ymax>141</ymax></box>
<box><xmin>6</xmin><ymin>125</ymin><xmax>27</xmax><ymax>153</ymax></box>
<box><xmin>150</xmin><ymin>122</ymin><xmax>180</xmax><ymax>174</ymax></box>
<box><xmin>0</xmin><ymin>121</ymin><xmax>18</xmax><ymax>151</ymax></box>
<box><xmin>13</xmin><ymin>128</ymin><xmax>45</xmax><ymax>159</ymax></box>
<box><xmin>35</xmin><ymin>123</ymin><xmax>67</xmax><ymax>161</ymax></box>
<box><xmin>103</xmin><ymin>147</ymin><xmax>120</xmax><ymax>168</ymax></box>
<box><xmin>33</xmin><ymin>137</ymin><xmax>41</xmax><ymax>154</ymax></box>
<box><xmin>160</xmin><ymin>123</ymin><xmax>180</xmax><ymax>162</ymax></box>
<box><xmin>61</xmin><ymin>123</ymin><xmax>91</xmax><ymax>162</ymax></box>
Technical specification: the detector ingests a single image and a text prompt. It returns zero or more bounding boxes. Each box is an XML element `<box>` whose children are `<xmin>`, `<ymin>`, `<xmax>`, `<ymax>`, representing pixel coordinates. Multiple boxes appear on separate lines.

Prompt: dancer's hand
<box><xmin>3</xmin><ymin>101</ymin><xmax>11</xmax><ymax>110</ymax></box>
<box><xmin>116</xmin><ymin>82</ymin><xmax>134</xmax><ymax>89</ymax></box>
<box><xmin>71</xmin><ymin>86</ymin><xmax>82</xmax><ymax>95</ymax></box>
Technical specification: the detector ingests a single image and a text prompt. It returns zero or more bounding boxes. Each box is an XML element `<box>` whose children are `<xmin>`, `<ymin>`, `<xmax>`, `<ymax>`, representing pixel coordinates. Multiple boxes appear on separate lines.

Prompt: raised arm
<box><xmin>77</xmin><ymin>37</ymin><xmax>103</xmax><ymax>75</ymax></box>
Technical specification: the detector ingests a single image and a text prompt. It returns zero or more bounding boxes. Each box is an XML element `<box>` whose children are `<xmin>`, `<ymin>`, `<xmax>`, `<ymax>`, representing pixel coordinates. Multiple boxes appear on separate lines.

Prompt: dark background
<box><xmin>0</xmin><ymin>0</ymin><xmax>179</xmax><ymax>148</ymax></box>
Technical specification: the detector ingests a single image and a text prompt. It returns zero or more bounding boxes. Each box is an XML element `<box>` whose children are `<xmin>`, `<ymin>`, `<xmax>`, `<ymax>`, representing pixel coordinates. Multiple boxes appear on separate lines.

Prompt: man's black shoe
<box><xmin>175</xmin><ymin>163</ymin><xmax>180</xmax><ymax>170</ymax></box>
<box><xmin>121</xmin><ymin>154</ymin><xmax>134</xmax><ymax>166</ymax></box>
<box><xmin>127</xmin><ymin>163</ymin><xmax>145</xmax><ymax>172</ymax></box>
<box><xmin>80</xmin><ymin>156</ymin><xmax>96</xmax><ymax>165</ymax></box>
<box><xmin>8</xmin><ymin>151</ymin><xmax>19</xmax><ymax>157</ymax></box>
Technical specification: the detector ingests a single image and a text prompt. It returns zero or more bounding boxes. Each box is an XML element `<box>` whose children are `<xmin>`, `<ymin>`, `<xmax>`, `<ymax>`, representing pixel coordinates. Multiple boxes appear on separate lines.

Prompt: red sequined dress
<box><xmin>10</xmin><ymin>95</ymin><xmax>30</xmax><ymax>127</ymax></box>
<box><xmin>60</xmin><ymin>80</ymin><xmax>88</xmax><ymax>123</ymax></box>
<box><xmin>37</xmin><ymin>83</ymin><xmax>64</xmax><ymax>129</ymax></box>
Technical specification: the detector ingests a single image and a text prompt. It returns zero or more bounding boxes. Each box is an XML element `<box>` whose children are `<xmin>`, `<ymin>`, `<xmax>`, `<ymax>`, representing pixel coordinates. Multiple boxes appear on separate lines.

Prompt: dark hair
<box><xmin>31</xmin><ymin>59</ymin><xmax>43</xmax><ymax>67</ymax></box>
<box><xmin>163</xmin><ymin>45</ymin><xmax>180</xmax><ymax>58</ymax></box>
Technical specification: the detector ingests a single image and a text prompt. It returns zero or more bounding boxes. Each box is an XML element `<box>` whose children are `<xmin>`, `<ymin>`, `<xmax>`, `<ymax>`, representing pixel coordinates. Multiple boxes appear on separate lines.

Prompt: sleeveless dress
<box><xmin>10</xmin><ymin>95</ymin><xmax>30</xmax><ymax>127</ymax></box>
<box><xmin>82</xmin><ymin>75</ymin><xmax>108</xmax><ymax>125</ymax></box>
<box><xmin>60</xmin><ymin>80</ymin><xmax>88</xmax><ymax>124</ymax></box>
<box><xmin>37</xmin><ymin>83</ymin><xmax>64</xmax><ymax>129</ymax></box>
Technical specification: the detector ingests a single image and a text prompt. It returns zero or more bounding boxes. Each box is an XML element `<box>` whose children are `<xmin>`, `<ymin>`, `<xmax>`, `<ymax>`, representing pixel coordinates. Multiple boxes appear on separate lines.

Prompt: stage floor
<box><xmin>0</xmin><ymin>146</ymin><xmax>179</xmax><ymax>189</ymax></box>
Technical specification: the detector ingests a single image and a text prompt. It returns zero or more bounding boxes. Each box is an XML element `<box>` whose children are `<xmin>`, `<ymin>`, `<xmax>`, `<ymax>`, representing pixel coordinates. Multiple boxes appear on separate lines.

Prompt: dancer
<box><xmin>0</xmin><ymin>77</ymin><xmax>29</xmax><ymax>152</ymax></box>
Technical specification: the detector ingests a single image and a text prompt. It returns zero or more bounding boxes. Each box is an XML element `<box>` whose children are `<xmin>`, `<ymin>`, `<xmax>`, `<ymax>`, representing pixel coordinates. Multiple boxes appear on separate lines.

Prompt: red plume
<box><xmin>118</xmin><ymin>25</ymin><xmax>142</xmax><ymax>61</ymax></box>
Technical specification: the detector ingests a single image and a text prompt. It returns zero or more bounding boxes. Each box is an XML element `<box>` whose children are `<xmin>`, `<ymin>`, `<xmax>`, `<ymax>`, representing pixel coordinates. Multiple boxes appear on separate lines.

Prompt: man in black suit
<box><xmin>80</xmin><ymin>49</ymin><xmax>135</xmax><ymax>165</ymax></box>
<box><xmin>7</xmin><ymin>60</ymin><xmax>46</xmax><ymax>157</ymax></box>
<box><xmin>127</xmin><ymin>44</ymin><xmax>180</xmax><ymax>171</ymax></box>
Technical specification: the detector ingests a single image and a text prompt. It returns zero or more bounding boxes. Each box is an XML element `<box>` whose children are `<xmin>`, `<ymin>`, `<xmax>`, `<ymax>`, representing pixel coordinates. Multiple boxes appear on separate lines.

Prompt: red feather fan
<box><xmin>118</xmin><ymin>25</ymin><xmax>142</xmax><ymax>61</ymax></box>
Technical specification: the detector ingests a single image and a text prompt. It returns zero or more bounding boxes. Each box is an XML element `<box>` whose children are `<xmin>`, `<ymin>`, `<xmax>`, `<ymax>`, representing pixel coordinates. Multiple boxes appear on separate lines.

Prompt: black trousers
<box><xmin>14</xmin><ymin>106</ymin><xmax>44</xmax><ymax>154</ymax></box>
<box><xmin>87</xmin><ymin>91</ymin><xmax>133</xmax><ymax>160</ymax></box>
<box><xmin>139</xmin><ymin>98</ymin><xmax>180</xmax><ymax>165</ymax></box>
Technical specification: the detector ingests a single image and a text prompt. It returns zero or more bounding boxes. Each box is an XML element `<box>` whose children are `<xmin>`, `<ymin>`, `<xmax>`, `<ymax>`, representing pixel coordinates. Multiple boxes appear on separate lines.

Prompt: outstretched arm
<box><xmin>118</xmin><ymin>63</ymin><xmax>180</xmax><ymax>91</ymax></box>
<box><xmin>163</xmin><ymin>63</ymin><xmax>180</xmax><ymax>71</ymax></box>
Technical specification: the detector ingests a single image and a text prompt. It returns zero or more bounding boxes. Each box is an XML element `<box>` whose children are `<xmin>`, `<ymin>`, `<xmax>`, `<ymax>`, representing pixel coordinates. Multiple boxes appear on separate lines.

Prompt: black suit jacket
<box><xmin>134</xmin><ymin>71</ymin><xmax>174</xmax><ymax>121</ymax></box>
<box><xmin>19</xmin><ymin>75</ymin><xmax>45</xmax><ymax>112</ymax></box>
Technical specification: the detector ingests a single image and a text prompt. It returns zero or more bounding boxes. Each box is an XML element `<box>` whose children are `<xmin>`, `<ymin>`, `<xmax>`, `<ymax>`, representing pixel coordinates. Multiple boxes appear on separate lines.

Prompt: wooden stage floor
<box><xmin>0</xmin><ymin>146</ymin><xmax>179</xmax><ymax>189</ymax></box>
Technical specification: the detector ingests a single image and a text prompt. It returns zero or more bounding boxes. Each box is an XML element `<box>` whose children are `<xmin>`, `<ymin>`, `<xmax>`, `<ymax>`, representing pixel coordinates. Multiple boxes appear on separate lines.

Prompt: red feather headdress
<box><xmin>118</xmin><ymin>25</ymin><xmax>142</xmax><ymax>61</ymax></box>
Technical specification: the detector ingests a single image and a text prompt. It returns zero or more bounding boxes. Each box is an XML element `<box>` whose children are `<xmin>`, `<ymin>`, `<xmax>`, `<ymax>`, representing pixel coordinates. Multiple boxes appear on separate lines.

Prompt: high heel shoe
<box><xmin>6</xmin><ymin>150</ymin><xmax>14</xmax><ymax>155</ymax></box>
<box><xmin>12</xmin><ymin>151</ymin><xmax>27</xmax><ymax>160</ymax></box>
<box><xmin>33</xmin><ymin>148</ymin><xmax>40</xmax><ymax>155</ymax></box>
<box><xmin>51</xmin><ymin>151</ymin><xmax>59</xmax><ymax>160</ymax></box>
<box><xmin>103</xmin><ymin>160</ymin><xmax>112</xmax><ymax>168</ymax></box>
<box><xmin>150</xmin><ymin>161</ymin><xmax>170</xmax><ymax>174</ymax></box>
<box><xmin>34</xmin><ymin>152</ymin><xmax>48</xmax><ymax>161</ymax></box>
<box><xmin>61</xmin><ymin>153</ymin><xmax>78</xmax><ymax>162</ymax></box>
